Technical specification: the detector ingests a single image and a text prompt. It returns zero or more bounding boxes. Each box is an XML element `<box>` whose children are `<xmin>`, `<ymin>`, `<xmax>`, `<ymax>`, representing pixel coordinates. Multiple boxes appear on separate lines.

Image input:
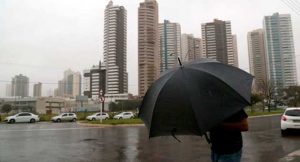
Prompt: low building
<box><xmin>1</xmin><ymin>97</ymin><xmax>65</xmax><ymax>114</ymax></box>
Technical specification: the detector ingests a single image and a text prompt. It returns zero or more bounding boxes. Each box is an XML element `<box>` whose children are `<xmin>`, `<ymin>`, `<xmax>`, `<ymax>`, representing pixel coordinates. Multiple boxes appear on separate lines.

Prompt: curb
<box><xmin>249</xmin><ymin>114</ymin><xmax>281</xmax><ymax>118</ymax></box>
<box><xmin>78</xmin><ymin>122</ymin><xmax>145</xmax><ymax>128</ymax></box>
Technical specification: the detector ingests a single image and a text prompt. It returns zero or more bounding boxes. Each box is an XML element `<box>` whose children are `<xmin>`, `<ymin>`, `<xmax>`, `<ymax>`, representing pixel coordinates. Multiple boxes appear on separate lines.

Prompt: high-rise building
<box><xmin>194</xmin><ymin>38</ymin><xmax>203</xmax><ymax>60</ymax></box>
<box><xmin>138</xmin><ymin>0</ymin><xmax>160</xmax><ymax>97</ymax></box>
<box><xmin>103</xmin><ymin>0</ymin><xmax>128</xmax><ymax>95</ymax></box>
<box><xmin>83</xmin><ymin>64</ymin><xmax>106</xmax><ymax>99</ymax></box>
<box><xmin>72</xmin><ymin>72</ymin><xmax>81</xmax><ymax>97</ymax></box>
<box><xmin>159</xmin><ymin>20</ymin><xmax>181</xmax><ymax>72</ymax></box>
<box><xmin>263</xmin><ymin>13</ymin><xmax>297</xmax><ymax>91</ymax></box>
<box><xmin>33</xmin><ymin>82</ymin><xmax>42</xmax><ymax>97</ymax></box>
<box><xmin>56</xmin><ymin>69</ymin><xmax>81</xmax><ymax>98</ymax></box>
<box><xmin>5</xmin><ymin>84</ymin><xmax>11</xmax><ymax>97</ymax></box>
<box><xmin>232</xmin><ymin>35</ymin><xmax>239</xmax><ymax>67</ymax></box>
<box><xmin>247</xmin><ymin>29</ymin><xmax>268</xmax><ymax>92</ymax></box>
<box><xmin>57</xmin><ymin>80</ymin><xmax>64</xmax><ymax>97</ymax></box>
<box><xmin>83</xmin><ymin>69</ymin><xmax>91</xmax><ymax>97</ymax></box>
<box><xmin>201</xmin><ymin>19</ymin><xmax>237</xmax><ymax>67</ymax></box>
<box><xmin>11</xmin><ymin>74</ymin><xmax>29</xmax><ymax>98</ymax></box>
<box><xmin>181</xmin><ymin>34</ymin><xmax>202</xmax><ymax>62</ymax></box>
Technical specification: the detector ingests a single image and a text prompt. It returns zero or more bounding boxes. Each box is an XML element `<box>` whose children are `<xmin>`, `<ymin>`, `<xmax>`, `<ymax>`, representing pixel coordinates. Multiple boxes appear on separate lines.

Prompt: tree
<box><xmin>109</xmin><ymin>102</ymin><xmax>118</xmax><ymax>112</ymax></box>
<box><xmin>250</xmin><ymin>93</ymin><xmax>263</xmax><ymax>112</ymax></box>
<box><xmin>260</xmin><ymin>80</ymin><xmax>275</xmax><ymax>112</ymax></box>
<box><xmin>283</xmin><ymin>86</ymin><xmax>300</xmax><ymax>107</ymax></box>
<box><xmin>1</xmin><ymin>104</ymin><xmax>12</xmax><ymax>114</ymax></box>
<box><xmin>109</xmin><ymin>100</ymin><xmax>141</xmax><ymax>112</ymax></box>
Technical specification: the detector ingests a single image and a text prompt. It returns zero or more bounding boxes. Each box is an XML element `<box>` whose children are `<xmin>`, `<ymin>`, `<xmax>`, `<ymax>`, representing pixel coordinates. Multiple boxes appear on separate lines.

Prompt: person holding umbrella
<box><xmin>209</xmin><ymin>109</ymin><xmax>249</xmax><ymax>162</ymax></box>
<box><xmin>139</xmin><ymin>59</ymin><xmax>253</xmax><ymax>161</ymax></box>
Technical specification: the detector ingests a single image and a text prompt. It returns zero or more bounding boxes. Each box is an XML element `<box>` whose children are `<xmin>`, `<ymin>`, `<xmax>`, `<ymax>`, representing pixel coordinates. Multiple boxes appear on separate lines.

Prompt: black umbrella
<box><xmin>138</xmin><ymin>58</ymin><xmax>253</xmax><ymax>138</ymax></box>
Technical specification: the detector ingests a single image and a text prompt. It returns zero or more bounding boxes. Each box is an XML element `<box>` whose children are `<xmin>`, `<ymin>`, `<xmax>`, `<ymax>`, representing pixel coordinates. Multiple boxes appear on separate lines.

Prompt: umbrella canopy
<box><xmin>139</xmin><ymin>59</ymin><xmax>253</xmax><ymax>138</ymax></box>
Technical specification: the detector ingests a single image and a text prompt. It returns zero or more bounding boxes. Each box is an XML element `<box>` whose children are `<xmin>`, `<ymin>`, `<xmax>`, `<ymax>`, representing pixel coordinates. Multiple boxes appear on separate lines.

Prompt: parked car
<box><xmin>51</xmin><ymin>113</ymin><xmax>77</xmax><ymax>122</ymax></box>
<box><xmin>113</xmin><ymin>112</ymin><xmax>134</xmax><ymax>119</ymax></box>
<box><xmin>5</xmin><ymin>112</ymin><xmax>39</xmax><ymax>123</ymax></box>
<box><xmin>281</xmin><ymin>107</ymin><xmax>300</xmax><ymax>136</ymax></box>
<box><xmin>86</xmin><ymin>112</ymin><xmax>109</xmax><ymax>121</ymax></box>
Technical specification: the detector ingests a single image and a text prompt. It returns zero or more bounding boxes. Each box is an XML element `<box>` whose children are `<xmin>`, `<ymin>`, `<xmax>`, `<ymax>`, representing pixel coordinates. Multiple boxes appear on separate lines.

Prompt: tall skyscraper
<box><xmin>11</xmin><ymin>74</ymin><xmax>29</xmax><ymax>98</ymax></box>
<box><xmin>159</xmin><ymin>20</ymin><xmax>181</xmax><ymax>72</ymax></box>
<box><xmin>103</xmin><ymin>0</ymin><xmax>128</xmax><ymax>95</ymax></box>
<box><xmin>247</xmin><ymin>29</ymin><xmax>268</xmax><ymax>92</ymax></box>
<box><xmin>232</xmin><ymin>35</ymin><xmax>239</xmax><ymax>67</ymax></box>
<box><xmin>263</xmin><ymin>13</ymin><xmax>297</xmax><ymax>91</ymax></box>
<box><xmin>201</xmin><ymin>19</ymin><xmax>237</xmax><ymax>67</ymax></box>
<box><xmin>72</xmin><ymin>72</ymin><xmax>82</xmax><ymax>97</ymax></box>
<box><xmin>33</xmin><ymin>82</ymin><xmax>42</xmax><ymax>97</ymax></box>
<box><xmin>181</xmin><ymin>34</ymin><xmax>202</xmax><ymax>62</ymax></box>
<box><xmin>138</xmin><ymin>0</ymin><xmax>159</xmax><ymax>97</ymax></box>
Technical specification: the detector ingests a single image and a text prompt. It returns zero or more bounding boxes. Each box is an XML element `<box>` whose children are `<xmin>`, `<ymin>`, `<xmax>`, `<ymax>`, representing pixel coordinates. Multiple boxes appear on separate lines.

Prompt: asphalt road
<box><xmin>0</xmin><ymin>115</ymin><xmax>299</xmax><ymax>162</ymax></box>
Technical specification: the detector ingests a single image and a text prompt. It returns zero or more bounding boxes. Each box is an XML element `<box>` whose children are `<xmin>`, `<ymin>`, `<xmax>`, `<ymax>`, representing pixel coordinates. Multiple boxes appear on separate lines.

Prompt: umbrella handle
<box><xmin>171</xmin><ymin>128</ymin><xmax>181</xmax><ymax>142</ymax></box>
<box><xmin>177</xmin><ymin>57</ymin><xmax>183</xmax><ymax>67</ymax></box>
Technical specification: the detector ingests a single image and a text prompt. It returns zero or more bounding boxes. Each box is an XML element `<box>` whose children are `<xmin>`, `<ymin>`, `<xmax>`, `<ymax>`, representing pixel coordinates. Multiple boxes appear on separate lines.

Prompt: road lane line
<box><xmin>279</xmin><ymin>149</ymin><xmax>300</xmax><ymax>162</ymax></box>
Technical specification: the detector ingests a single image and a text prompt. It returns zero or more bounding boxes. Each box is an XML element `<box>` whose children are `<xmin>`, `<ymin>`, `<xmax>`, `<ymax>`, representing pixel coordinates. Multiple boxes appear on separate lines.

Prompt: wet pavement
<box><xmin>0</xmin><ymin>115</ymin><xmax>299</xmax><ymax>162</ymax></box>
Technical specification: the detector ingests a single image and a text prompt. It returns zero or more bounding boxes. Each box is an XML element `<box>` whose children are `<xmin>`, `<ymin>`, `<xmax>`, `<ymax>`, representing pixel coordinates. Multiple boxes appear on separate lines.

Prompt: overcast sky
<box><xmin>0</xmin><ymin>0</ymin><xmax>299</xmax><ymax>97</ymax></box>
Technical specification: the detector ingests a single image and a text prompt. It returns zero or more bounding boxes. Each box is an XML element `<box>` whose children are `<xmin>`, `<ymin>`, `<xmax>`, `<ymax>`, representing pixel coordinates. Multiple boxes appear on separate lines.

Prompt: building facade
<box><xmin>181</xmin><ymin>34</ymin><xmax>202</xmax><ymax>62</ymax></box>
<box><xmin>83</xmin><ymin>64</ymin><xmax>106</xmax><ymax>99</ymax></box>
<box><xmin>247</xmin><ymin>29</ymin><xmax>268</xmax><ymax>92</ymax></box>
<box><xmin>33</xmin><ymin>82</ymin><xmax>42</xmax><ymax>97</ymax></box>
<box><xmin>103</xmin><ymin>0</ymin><xmax>128</xmax><ymax>95</ymax></box>
<box><xmin>232</xmin><ymin>35</ymin><xmax>239</xmax><ymax>67</ymax></box>
<box><xmin>263</xmin><ymin>13</ymin><xmax>297</xmax><ymax>92</ymax></box>
<box><xmin>201</xmin><ymin>19</ymin><xmax>237</xmax><ymax>67</ymax></box>
<box><xmin>159</xmin><ymin>20</ymin><xmax>181</xmax><ymax>72</ymax></box>
<box><xmin>56</xmin><ymin>69</ymin><xmax>81</xmax><ymax>98</ymax></box>
<box><xmin>5</xmin><ymin>84</ymin><xmax>11</xmax><ymax>97</ymax></box>
<box><xmin>138</xmin><ymin>0</ymin><xmax>160</xmax><ymax>97</ymax></box>
<box><xmin>11</xmin><ymin>74</ymin><xmax>29</xmax><ymax>98</ymax></box>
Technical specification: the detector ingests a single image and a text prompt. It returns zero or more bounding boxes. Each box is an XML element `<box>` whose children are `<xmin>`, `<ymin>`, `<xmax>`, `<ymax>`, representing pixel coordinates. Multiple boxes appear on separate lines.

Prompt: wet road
<box><xmin>0</xmin><ymin>115</ymin><xmax>299</xmax><ymax>162</ymax></box>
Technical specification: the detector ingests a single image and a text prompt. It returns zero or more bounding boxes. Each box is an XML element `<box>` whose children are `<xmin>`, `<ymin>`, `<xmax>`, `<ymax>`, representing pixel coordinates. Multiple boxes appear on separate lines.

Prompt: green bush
<box><xmin>75</xmin><ymin>112</ymin><xmax>94</xmax><ymax>120</ymax></box>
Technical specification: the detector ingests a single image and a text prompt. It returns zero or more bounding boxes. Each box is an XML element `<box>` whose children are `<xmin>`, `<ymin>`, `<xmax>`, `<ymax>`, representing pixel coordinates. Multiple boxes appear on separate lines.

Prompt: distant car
<box><xmin>51</xmin><ymin>113</ymin><xmax>77</xmax><ymax>122</ymax></box>
<box><xmin>113</xmin><ymin>112</ymin><xmax>134</xmax><ymax>119</ymax></box>
<box><xmin>86</xmin><ymin>112</ymin><xmax>109</xmax><ymax>121</ymax></box>
<box><xmin>281</xmin><ymin>107</ymin><xmax>300</xmax><ymax>136</ymax></box>
<box><xmin>5</xmin><ymin>112</ymin><xmax>39</xmax><ymax>123</ymax></box>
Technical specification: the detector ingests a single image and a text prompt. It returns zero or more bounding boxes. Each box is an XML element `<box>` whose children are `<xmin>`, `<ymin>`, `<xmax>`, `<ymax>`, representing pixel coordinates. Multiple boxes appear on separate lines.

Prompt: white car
<box><xmin>281</xmin><ymin>107</ymin><xmax>300</xmax><ymax>136</ymax></box>
<box><xmin>51</xmin><ymin>113</ymin><xmax>77</xmax><ymax>122</ymax></box>
<box><xmin>5</xmin><ymin>112</ymin><xmax>39</xmax><ymax>123</ymax></box>
<box><xmin>113</xmin><ymin>112</ymin><xmax>134</xmax><ymax>119</ymax></box>
<box><xmin>86</xmin><ymin>112</ymin><xmax>109</xmax><ymax>121</ymax></box>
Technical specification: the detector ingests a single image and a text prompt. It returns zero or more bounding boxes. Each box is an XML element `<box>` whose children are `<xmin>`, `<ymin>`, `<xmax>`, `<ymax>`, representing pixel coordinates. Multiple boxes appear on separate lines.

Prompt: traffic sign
<box><xmin>99</xmin><ymin>96</ymin><xmax>105</xmax><ymax>103</ymax></box>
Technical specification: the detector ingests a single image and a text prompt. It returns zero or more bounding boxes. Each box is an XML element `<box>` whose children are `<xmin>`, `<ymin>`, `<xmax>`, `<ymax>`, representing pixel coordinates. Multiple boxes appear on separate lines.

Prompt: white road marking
<box><xmin>279</xmin><ymin>149</ymin><xmax>300</xmax><ymax>162</ymax></box>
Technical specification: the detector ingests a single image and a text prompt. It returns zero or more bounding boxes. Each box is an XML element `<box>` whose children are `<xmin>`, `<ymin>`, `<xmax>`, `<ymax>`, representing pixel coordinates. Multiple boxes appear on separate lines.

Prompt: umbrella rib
<box><xmin>179</xmin><ymin>68</ymin><xmax>204</xmax><ymax>135</ymax></box>
<box><xmin>148</xmin><ymin>70</ymin><xmax>179</xmax><ymax>136</ymax></box>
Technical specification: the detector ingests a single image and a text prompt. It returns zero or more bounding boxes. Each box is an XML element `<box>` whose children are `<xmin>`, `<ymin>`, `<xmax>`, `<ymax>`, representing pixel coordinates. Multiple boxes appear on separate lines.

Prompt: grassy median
<box><xmin>81</xmin><ymin>118</ymin><xmax>143</xmax><ymax>125</ymax></box>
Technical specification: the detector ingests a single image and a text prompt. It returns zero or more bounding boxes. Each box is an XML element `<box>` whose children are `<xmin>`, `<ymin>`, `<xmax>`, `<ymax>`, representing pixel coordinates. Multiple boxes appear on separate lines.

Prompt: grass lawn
<box><xmin>246</xmin><ymin>109</ymin><xmax>284</xmax><ymax>117</ymax></box>
<box><xmin>81</xmin><ymin>118</ymin><xmax>143</xmax><ymax>125</ymax></box>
